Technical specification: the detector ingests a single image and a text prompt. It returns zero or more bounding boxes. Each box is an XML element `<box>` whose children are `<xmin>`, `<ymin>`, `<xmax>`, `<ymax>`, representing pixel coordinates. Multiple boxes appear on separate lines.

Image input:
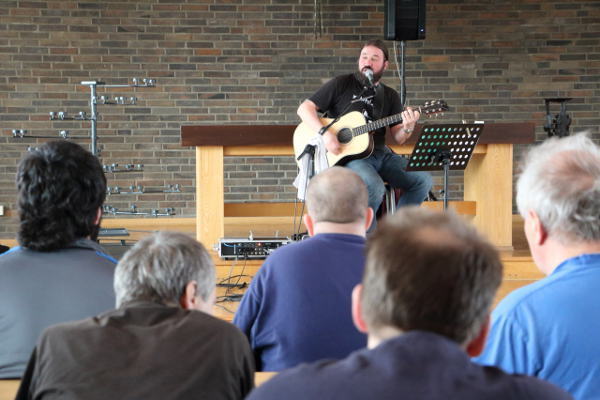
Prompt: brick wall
<box><xmin>1</xmin><ymin>0</ymin><xmax>599</xmax><ymax>239</ymax></box>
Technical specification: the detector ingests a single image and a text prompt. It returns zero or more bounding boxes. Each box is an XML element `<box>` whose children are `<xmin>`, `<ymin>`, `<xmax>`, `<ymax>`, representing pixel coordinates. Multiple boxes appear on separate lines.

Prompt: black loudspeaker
<box><xmin>384</xmin><ymin>0</ymin><xmax>426</xmax><ymax>41</ymax></box>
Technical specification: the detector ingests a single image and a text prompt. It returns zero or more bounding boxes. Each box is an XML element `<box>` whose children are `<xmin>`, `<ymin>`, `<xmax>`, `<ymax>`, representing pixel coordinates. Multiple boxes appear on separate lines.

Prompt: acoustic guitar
<box><xmin>293</xmin><ymin>100</ymin><xmax>449</xmax><ymax>167</ymax></box>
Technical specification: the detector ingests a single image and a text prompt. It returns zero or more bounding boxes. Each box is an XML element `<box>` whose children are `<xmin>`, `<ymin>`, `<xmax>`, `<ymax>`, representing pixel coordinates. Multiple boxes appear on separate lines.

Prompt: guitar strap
<box><xmin>372</xmin><ymin>84</ymin><xmax>385</xmax><ymax>121</ymax></box>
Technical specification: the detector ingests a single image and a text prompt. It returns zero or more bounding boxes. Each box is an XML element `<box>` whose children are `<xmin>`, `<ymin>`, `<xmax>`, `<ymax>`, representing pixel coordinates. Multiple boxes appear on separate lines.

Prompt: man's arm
<box><xmin>297</xmin><ymin>99</ymin><xmax>341</xmax><ymax>155</ymax></box>
<box><xmin>232</xmin><ymin>286</ymin><xmax>260</xmax><ymax>343</ymax></box>
<box><xmin>15</xmin><ymin>347</ymin><xmax>37</xmax><ymax>400</ymax></box>
<box><xmin>233</xmin><ymin>329</ymin><xmax>256</xmax><ymax>398</ymax></box>
<box><xmin>390</xmin><ymin>107</ymin><xmax>420</xmax><ymax>145</ymax></box>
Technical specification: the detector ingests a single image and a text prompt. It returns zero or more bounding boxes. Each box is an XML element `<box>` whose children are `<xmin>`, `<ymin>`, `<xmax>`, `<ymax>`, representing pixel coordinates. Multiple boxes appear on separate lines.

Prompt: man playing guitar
<box><xmin>296</xmin><ymin>39</ymin><xmax>432</xmax><ymax>226</ymax></box>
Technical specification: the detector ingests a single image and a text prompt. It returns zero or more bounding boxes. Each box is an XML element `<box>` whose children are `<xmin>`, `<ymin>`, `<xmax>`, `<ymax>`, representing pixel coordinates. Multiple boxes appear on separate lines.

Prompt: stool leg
<box><xmin>385</xmin><ymin>185</ymin><xmax>396</xmax><ymax>215</ymax></box>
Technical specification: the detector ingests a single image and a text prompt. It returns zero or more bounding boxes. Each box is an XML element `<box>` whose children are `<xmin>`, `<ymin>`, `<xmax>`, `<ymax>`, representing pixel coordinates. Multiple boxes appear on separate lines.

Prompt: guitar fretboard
<box><xmin>352</xmin><ymin>107</ymin><xmax>423</xmax><ymax>137</ymax></box>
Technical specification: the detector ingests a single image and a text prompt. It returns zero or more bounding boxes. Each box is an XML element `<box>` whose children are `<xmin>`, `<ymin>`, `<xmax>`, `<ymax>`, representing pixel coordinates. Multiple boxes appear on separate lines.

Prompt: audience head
<box><xmin>357</xmin><ymin>207</ymin><xmax>502</xmax><ymax>351</ymax></box>
<box><xmin>305</xmin><ymin>166</ymin><xmax>369</xmax><ymax>225</ymax></box>
<box><xmin>114</xmin><ymin>231</ymin><xmax>216</xmax><ymax>313</ymax></box>
<box><xmin>16</xmin><ymin>140</ymin><xmax>107</xmax><ymax>251</ymax></box>
<box><xmin>516</xmin><ymin>132</ymin><xmax>600</xmax><ymax>245</ymax></box>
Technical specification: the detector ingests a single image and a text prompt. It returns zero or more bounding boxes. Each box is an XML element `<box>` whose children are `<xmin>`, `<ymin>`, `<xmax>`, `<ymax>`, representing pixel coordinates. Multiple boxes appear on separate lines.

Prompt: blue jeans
<box><xmin>345</xmin><ymin>147</ymin><xmax>432</xmax><ymax>226</ymax></box>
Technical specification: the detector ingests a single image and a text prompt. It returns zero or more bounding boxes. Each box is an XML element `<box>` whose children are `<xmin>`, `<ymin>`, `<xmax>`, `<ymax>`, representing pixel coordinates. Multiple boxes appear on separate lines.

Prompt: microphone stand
<box><xmin>400</xmin><ymin>41</ymin><xmax>406</xmax><ymax>107</ymax></box>
<box><xmin>296</xmin><ymin>142</ymin><xmax>317</xmax><ymax>179</ymax></box>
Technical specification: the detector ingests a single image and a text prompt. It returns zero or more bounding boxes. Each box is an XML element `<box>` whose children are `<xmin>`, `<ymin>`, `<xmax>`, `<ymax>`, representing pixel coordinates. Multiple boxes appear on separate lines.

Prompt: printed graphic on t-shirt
<box><xmin>352</xmin><ymin>90</ymin><xmax>376</xmax><ymax>122</ymax></box>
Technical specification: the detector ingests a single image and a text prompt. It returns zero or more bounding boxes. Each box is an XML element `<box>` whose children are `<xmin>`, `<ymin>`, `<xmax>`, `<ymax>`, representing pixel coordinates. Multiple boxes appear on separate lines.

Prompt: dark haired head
<box><xmin>362</xmin><ymin>39</ymin><xmax>390</xmax><ymax>61</ymax></box>
<box><xmin>16</xmin><ymin>140</ymin><xmax>107</xmax><ymax>251</ymax></box>
<box><xmin>361</xmin><ymin>207</ymin><xmax>503</xmax><ymax>345</ymax></box>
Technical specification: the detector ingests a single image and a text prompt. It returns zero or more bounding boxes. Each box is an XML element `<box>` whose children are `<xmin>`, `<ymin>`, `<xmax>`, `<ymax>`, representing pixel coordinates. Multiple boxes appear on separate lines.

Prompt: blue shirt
<box><xmin>233</xmin><ymin>233</ymin><xmax>367</xmax><ymax>371</ymax></box>
<box><xmin>475</xmin><ymin>253</ymin><xmax>600</xmax><ymax>399</ymax></box>
<box><xmin>248</xmin><ymin>331</ymin><xmax>571</xmax><ymax>400</ymax></box>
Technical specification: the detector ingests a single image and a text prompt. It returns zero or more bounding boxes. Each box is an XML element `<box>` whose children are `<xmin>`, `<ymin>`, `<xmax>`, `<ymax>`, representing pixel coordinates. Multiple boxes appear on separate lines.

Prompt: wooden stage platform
<box><xmin>99</xmin><ymin>213</ymin><xmax>542</xmax><ymax>322</ymax></box>
<box><xmin>0</xmin><ymin>212</ymin><xmax>541</xmax><ymax>322</ymax></box>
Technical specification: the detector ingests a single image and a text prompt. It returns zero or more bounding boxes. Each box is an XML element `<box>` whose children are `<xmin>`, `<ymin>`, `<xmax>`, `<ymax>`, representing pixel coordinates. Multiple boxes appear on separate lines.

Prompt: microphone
<box><xmin>363</xmin><ymin>68</ymin><xmax>374</xmax><ymax>87</ymax></box>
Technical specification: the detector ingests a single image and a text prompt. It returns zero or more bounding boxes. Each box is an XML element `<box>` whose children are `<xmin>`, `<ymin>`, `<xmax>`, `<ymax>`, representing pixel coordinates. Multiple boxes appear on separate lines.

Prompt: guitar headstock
<box><xmin>420</xmin><ymin>99</ymin><xmax>449</xmax><ymax>118</ymax></box>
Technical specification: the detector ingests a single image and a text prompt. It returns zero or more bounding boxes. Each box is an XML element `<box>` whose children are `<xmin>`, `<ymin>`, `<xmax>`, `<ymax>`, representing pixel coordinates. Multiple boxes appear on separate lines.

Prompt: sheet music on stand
<box><xmin>406</xmin><ymin>123</ymin><xmax>485</xmax><ymax>210</ymax></box>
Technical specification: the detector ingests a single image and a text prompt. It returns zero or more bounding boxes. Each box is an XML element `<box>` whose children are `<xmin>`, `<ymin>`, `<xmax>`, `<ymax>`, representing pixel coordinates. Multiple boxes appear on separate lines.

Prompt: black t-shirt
<box><xmin>308</xmin><ymin>73</ymin><xmax>403</xmax><ymax>147</ymax></box>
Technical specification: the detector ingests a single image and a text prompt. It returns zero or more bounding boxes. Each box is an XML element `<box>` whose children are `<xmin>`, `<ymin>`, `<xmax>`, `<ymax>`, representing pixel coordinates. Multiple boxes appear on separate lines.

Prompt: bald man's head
<box><xmin>306</xmin><ymin>167</ymin><xmax>368</xmax><ymax>224</ymax></box>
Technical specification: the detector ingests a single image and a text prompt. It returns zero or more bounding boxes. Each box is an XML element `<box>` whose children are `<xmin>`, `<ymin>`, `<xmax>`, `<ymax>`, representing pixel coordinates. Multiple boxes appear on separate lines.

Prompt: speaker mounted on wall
<box><xmin>384</xmin><ymin>0</ymin><xmax>426</xmax><ymax>41</ymax></box>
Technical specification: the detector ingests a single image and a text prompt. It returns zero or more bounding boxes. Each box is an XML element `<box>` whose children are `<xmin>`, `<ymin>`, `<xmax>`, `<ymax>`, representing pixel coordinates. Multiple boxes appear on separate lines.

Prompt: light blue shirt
<box><xmin>475</xmin><ymin>253</ymin><xmax>600</xmax><ymax>399</ymax></box>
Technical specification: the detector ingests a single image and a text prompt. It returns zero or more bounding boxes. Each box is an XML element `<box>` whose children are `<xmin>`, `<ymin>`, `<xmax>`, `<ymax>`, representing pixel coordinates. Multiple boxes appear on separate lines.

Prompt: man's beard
<box><xmin>372</xmin><ymin>68</ymin><xmax>384</xmax><ymax>82</ymax></box>
<box><xmin>358</xmin><ymin>67</ymin><xmax>384</xmax><ymax>84</ymax></box>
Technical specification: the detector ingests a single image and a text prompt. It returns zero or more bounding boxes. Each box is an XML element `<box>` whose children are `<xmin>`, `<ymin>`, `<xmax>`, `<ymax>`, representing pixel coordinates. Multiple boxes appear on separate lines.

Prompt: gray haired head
<box><xmin>516</xmin><ymin>132</ymin><xmax>600</xmax><ymax>244</ymax></box>
<box><xmin>114</xmin><ymin>231</ymin><xmax>215</xmax><ymax>308</ymax></box>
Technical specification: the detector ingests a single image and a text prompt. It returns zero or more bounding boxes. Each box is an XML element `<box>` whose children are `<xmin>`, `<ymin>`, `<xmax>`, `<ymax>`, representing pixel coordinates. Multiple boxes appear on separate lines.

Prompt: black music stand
<box><xmin>406</xmin><ymin>123</ymin><xmax>485</xmax><ymax>210</ymax></box>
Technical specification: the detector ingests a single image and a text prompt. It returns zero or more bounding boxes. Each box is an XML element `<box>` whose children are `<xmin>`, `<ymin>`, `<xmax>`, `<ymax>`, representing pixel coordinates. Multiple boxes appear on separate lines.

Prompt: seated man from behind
<box><xmin>247</xmin><ymin>208</ymin><xmax>571</xmax><ymax>400</ymax></box>
<box><xmin>0</xmin><ymin>140</ymin><xmax>116</xmax><ymax>379</ymax></box>
<box><xmin>233</xmin><ymin>166</ymin><xmax>374</xmax><ymax>371</ymax></box>
<box><xmin>17</xmin><ymin>231</ymin><xmax>255</xmax><ymax>400</ymax></box>
<box><xmin>475</xmin><ymin>133</ymin><xmax>600</xmax><ymax>399</ymax></box>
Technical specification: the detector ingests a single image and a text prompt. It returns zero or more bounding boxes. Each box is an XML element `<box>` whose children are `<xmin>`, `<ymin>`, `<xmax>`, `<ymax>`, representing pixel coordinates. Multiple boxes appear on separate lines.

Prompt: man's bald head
<box><xmin>306</xmin><ymin>167</ymin><xmax>368</xmax><ymax>224</ymax></box>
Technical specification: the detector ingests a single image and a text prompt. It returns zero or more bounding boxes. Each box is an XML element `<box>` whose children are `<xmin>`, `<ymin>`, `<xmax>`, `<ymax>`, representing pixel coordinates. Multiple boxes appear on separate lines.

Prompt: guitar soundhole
<box><xmin>338</xmin><ymin>128</ymin><xmax>352</xmax><ymax>144</ymax></box>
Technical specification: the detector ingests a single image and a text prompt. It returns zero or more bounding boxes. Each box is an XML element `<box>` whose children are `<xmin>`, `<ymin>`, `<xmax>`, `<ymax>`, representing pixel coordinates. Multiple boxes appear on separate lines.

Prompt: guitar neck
<box><xmin>353</xmin><ymin>107</ymin><xmax>422</xmax><ymax>136</ymax></box>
